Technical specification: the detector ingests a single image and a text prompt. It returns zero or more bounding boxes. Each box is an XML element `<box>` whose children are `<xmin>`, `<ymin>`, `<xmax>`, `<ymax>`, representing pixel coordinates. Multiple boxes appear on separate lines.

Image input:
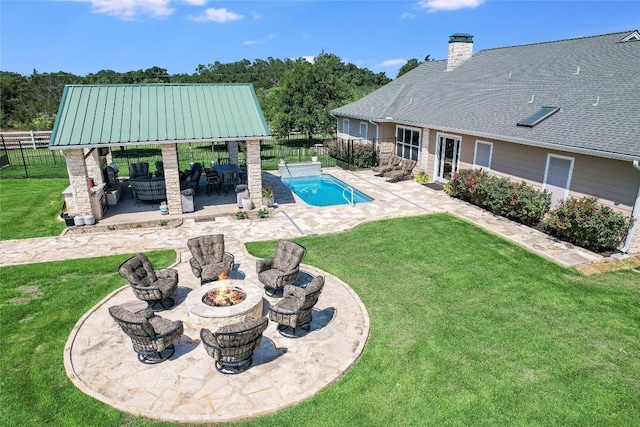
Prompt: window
<box><xmin>343</xmin><ymin>119</ymin><xmax>350</xmax><ymax>135</ymax></box>
<box><xmin>473</xmin><ymin>141</ymin><xmax>493</xmax><ymax>170</ymax></box>
<box><xmin>517</xmin><ymin>107</ymin><xmax>560</xmax><ymax>127</ymax></box>
<box><xmin>395</xmin><ymin>126</ymin><xmax>420</xmax><ymax>160</ymax></box>
<box><xmin>359</xmin><ymin>122</ymin><xmax>368</xmax><ymax>139</ymax></box>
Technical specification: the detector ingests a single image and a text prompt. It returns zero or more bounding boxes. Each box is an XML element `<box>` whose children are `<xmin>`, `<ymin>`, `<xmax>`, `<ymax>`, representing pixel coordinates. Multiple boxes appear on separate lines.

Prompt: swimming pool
<box><xmin>281</xmin><ymin>174</ymin><xmax>373</xmax><ymax>207</ymax></box>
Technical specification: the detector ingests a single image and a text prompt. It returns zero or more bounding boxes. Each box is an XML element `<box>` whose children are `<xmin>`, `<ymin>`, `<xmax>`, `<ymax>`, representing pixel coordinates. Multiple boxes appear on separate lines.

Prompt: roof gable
<box><xmin>50</xmin><ymin>83</ymin><xmax>271</xmax><ymax>148</ymax></box>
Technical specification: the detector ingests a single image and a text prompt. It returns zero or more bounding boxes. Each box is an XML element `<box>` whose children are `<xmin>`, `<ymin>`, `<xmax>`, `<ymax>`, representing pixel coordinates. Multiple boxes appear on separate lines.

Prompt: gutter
<box><xmin>622</xmin><ymin>160</ymin><xmax>640</xmax><ymax>253</ymax></box>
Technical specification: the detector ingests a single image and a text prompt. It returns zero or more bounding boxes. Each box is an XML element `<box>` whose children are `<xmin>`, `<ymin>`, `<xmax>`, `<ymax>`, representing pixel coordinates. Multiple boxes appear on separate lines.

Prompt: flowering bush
<box><xmin>444</xmin><ymin>169</ymin><xmax>551</xmax><ymax>226</ymax></box>
<box><xmin>543</xmin><ymin>196</ymin><xmax>632</xmax><ymax>252</ymax></box>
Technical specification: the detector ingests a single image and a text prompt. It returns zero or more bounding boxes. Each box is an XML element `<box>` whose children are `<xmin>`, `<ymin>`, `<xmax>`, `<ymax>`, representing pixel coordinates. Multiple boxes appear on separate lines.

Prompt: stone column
<box><xmin>64</xmin><ymin>149</ymin><xmax>92</xmax><ymax>215</ymax></box>
<box><xmin>161</xmin><ymin>144</ymin><xmax>183</xmax><ymax>215</ymax></box>
<box><xmin>228</xmin><ymin>141</ymin><xmax>239</xmax><ymax>165</ymax></box>
<box><xmin>85</xmin><ymin>148</ymin><xmax>105</xmax><ymax>186</ymax></box>
<box><xmin>245</xmin><ymin>140</ymin><xmax>263</xmax><ymax>208</ymax></box>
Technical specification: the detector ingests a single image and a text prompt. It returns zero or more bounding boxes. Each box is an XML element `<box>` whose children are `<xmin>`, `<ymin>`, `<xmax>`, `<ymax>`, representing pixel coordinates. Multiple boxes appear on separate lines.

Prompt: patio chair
<box><xmin>256</xmin><ymin>239</ymin><xmax>306</xmax><ymax>297</ymax></box>
<box><xmin>108</xmin><ymin>305</ymin><xmax>184</xmax><ymax>364</ymax></box>
<box><xmin>372</xmin><ymin>154</ymin><xmax>403</xmax><ymax>176</ymax></box>
<box><xmin>129</xmin><ymin>162</ymin><xmax>152</xmax><ymax>179</ymax></box>
<box><xmin>182</xmin><ymin>162</ymin><xmax>203</xmax><ymax>193</ymax></box>
<box><xmin>187</xmin><ymin>234</ymin><xmax>235</xmax><ymax>284</ymax></box>
<box><xmin>385</xmin><ymin>159</ymin><xmax>417</xmax><ymax>182</ymax></box>
<box><xmin>118</xmin><ymin>253</ymin><xmax>179</xmax><ymax>310</ymax></box>
<box><xmin>200</xmin><ymin>315</ymin><xmax>269</xmax><ymax>374</ymax></box>
<box><xmin>269</xmin><ymin>275</ymin><xmax>324</xmax><ymax>337</ymax></box>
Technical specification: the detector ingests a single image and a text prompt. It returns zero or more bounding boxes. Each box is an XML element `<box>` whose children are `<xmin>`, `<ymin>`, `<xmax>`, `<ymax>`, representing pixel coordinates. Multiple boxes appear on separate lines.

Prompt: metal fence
<box><xmin>0</xmin><ymin>131</ymin><xmax>352</xmax><ymax>179</ymax></box>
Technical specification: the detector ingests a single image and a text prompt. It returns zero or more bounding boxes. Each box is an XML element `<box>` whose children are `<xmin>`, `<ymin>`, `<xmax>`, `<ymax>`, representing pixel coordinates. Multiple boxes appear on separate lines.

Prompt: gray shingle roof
<box><xmin>332</xmin><ymin>31</ymin><xmax>640</xmax><ymax>161</ymax></box>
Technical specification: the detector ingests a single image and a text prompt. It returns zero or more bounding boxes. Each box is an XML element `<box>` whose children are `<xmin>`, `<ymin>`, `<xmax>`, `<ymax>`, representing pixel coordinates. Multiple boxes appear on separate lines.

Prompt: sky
<box><xmin>1</xmin><ymin>0</ymin><xmax>639</xmax><ymax>79</ymax></box>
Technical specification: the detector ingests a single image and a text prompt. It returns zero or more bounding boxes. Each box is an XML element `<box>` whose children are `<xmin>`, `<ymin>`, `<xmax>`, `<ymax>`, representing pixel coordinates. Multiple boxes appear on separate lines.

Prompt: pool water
<box><xmin>282</xmin><ymin>174</ymin><xmax>373</xmax><ymax>207</ymax></box>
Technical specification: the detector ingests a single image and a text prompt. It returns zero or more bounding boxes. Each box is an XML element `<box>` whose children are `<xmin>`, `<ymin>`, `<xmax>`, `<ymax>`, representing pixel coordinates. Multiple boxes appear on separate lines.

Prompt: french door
<box><xmin>435</xmin><ymin>134</ymin><xmax>461</xmax><ymax>182</ymax></box>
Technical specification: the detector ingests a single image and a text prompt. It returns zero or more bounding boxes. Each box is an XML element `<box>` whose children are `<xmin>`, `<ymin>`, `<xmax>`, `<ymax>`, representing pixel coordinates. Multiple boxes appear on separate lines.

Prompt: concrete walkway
<box><xmin>1</xmin><ymin>168</ymin><xmax>610</xmax><ymax>423</ymax></box>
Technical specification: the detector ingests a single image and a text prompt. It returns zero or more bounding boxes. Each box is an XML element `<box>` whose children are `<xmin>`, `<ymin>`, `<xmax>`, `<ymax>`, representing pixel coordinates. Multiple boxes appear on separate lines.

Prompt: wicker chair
<box><xmin>108</xmin><ymin>305</ymin><xmax>184</xmax><ymax>364</ymax></box>
<box><xmin>200</xmin><ymin>315</ymin><xmax>268</xmax><ymax>374</ymax></box>
<box><xmin>256</xmin><ymin>240</ymin><xmax>306</xmax><ymax>297</ymax></box>
<box><xmin>269</xmin><ymin>275</ymin><xmax>324</xmax><ymax>337</ymax></box>
<box><xmin>187</xmin><ymin>235</ymin><xmax>235</xmax><ymax>284</ymax></box>
<box><xmin>118</xmin><ymin>253</ymin><xmax>179</xmax><ymax>310</ymax></box>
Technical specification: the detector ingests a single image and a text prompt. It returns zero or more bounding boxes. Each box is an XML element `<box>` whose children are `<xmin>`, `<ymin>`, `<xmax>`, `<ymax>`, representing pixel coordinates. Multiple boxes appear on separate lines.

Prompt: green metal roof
<box><xmin>50</xmin><ymin>83</ymin><xmax>271</xmax><ymax>148</ymax></box>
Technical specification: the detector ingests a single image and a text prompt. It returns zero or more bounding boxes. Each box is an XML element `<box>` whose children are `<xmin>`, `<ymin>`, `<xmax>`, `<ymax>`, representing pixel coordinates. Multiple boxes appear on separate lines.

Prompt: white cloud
<box><xmin>75</xmin><ymin>0</ymin><xmax>208</xmax><ymax>20</ymax></box>
<box><xmin>401</xmin><ymin>12</ymin><xmax>416</xmax><ymax>19</ymax></box>
<box><xmin>84</xmin><ymin>0</ymin><xmax>174</xmax><ymax>20</ymax></box>
<box><xmin>243</xmin><ymin>34</ymin><xmax>274</xmax><ymax>45</ymax></box>
<box><xmin>189</xmin><ymin>7</ymin><xmax>244</xmax><ymax>23</ymax></box>
<box><xmin>380</xmin><ymin>59</ymin><xmax>407</xmax><ymax>67</ymax></box>
<box><xmin>301</xmin><ymin>56</ymin><xmax>315</xmax><ymax>64</ymax></box>
<box><xmin>418</xmin><ymin>0</ymin><xmax>484</xmax><ymax>12</ymax></box>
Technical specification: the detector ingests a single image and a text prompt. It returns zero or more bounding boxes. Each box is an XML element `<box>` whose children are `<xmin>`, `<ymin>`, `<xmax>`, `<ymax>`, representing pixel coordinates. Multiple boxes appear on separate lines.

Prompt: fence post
<box><xmin>18</xmin><ymin>140</ymin><xmax>29</xmax><ymax>179</ymax></box>
<box><xmin>30</xmin><ymin>130</ymin><xmax>36</xmax><ymax>149</ymax></box>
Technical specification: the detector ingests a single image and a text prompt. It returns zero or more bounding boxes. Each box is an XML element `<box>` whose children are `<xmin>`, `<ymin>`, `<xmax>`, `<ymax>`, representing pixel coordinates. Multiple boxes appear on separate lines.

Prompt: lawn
<box><xmin>1</xmin><ymin>215</ymin><xmax>639</xmax><ymax>426</ymax></box>
<box><xmin>0</xmin><ymin>178</ymin><xmax>68</xmax><ymax>239</ymax></box>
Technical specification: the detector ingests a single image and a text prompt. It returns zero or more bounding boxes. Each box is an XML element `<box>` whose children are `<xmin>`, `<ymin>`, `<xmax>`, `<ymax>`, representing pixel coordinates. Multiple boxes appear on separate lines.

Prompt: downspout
<box><xmin>622</xmin><ymin>160</ymin><xmax>640</xmax><ymax>253</ymax></box>
<box><xmin>368</xmin><ymin>120</ymin><xmax>379</xmax><ymax>144</ymax></box>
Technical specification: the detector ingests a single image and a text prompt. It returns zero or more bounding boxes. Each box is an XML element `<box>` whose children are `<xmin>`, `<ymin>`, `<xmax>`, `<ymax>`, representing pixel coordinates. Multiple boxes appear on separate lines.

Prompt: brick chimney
<box><xmin>447</xmin><ymin>33</ymin><xmax>473</xmax><ymax>71</ymax></box>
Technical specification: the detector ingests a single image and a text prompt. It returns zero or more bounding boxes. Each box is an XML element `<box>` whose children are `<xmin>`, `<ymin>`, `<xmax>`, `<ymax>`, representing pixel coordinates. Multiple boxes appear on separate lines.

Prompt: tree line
<box><xmin>0</xmin><ymin>52</ymin><xmax>393</xmax><ymax>138</ymax></box>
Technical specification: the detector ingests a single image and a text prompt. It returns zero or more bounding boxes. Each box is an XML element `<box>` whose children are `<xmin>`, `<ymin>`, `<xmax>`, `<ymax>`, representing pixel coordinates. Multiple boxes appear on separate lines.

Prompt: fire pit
<box><xmin>186</xmin><ymin>280</ymin><xmax>264</xmax><ymax>329</ymax></box>
<box><xmin>202</xmin><ymin>286</ymin><xmax>246</xmax><ymax>307</ymax></box>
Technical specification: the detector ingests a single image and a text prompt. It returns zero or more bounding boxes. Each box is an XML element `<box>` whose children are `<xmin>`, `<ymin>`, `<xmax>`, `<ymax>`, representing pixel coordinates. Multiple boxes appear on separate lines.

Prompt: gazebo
<box><xmin>49</xmin><ymin>83</ymin><xmax>271</xmax><ymax>218</ymax></box>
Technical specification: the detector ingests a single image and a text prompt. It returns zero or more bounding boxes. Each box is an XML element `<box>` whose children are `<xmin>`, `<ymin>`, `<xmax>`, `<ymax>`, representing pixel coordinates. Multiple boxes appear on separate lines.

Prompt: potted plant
<box><xmin>262</xmin><ymin>186</ymin><xmax>274</xmax><ymax>207</ymax></box>
<box><xmin>414</xmin><ymin>171</ymin><xmax>430</xmax><ymax>185</ymax></box>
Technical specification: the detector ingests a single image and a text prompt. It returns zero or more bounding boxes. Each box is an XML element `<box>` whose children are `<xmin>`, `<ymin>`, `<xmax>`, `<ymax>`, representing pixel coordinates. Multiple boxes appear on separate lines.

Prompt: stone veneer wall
<box><xmin>161</xmin><ymin>144</ymin><xmax>182</xmax><ymax>215</ymax></box>
<box><xmin>245</xmin><ymin>140</ymin><xmax>263</xmax><ymax>208</ymax></box>
<box><xmin>85</xmin><ymin>149</ymin><xmax>105</xmax><ymax>186</ymax></box>
<box><xmin>64</xmin><ymin>149</ymin><xmax>92</xmax><ymax>215</ymax></box>
<box><xmin>447</xmin><ymin>41</ymin><xmax>473</xmax><ymax>71</ymax></box>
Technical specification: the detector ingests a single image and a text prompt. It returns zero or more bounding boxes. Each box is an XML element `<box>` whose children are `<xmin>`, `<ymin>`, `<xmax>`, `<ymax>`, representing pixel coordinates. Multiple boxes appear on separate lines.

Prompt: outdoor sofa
<box><xmin>129</xmin><ymin>177</ymin><xmax>167</xmax><ymax>202</ymax></box>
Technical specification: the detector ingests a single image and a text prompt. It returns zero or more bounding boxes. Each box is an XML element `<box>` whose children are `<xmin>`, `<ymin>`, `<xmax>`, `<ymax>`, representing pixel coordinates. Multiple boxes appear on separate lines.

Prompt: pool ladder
<box><xmin>342</xmin><ymin>186</ymin><xmax>355</xmax><ymax>207</ymax></box>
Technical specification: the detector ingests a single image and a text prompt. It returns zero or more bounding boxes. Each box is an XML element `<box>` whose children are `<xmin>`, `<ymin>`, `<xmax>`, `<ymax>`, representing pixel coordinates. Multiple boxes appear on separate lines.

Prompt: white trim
<box><xmin>395</xmin><ymin>124</ymin><xmax>421</xmax><ymax>161</ymax></box>
<box><xmin>542</xmin><ymin>153</ymin><xmax>575</xmax><ymax>205</ymax></box>
<box><xmin>473</xmin><ymin>140</ymin><xmax>493</xmax><ymax>171</ymax></box>
<box><xmin>434</xmin><ymin>132</ymin><xmax>462</xmax><ymax>183</ymax></box>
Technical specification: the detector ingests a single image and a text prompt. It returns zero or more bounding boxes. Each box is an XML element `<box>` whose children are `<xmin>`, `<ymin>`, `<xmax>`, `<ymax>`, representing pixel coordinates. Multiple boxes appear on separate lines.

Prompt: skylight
<box><xmin>517</xmin><ymin>107</ymin><xmax>560</xmax><ymax>127</ymax></box>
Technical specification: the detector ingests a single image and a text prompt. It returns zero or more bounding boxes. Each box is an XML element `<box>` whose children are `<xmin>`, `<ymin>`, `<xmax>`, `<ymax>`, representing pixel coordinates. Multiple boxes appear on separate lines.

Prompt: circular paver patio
<box><xmin>63</xmin><ymin>247</ymin><xmax>370</xmax><ymax>423</ymax></box>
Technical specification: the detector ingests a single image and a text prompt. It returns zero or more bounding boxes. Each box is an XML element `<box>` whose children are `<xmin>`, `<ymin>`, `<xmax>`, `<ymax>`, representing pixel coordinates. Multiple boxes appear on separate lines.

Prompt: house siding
<box><xmin>440</xmin><ymin>133</ymin><xmax>640</xmax><ymax>216</ymax></box>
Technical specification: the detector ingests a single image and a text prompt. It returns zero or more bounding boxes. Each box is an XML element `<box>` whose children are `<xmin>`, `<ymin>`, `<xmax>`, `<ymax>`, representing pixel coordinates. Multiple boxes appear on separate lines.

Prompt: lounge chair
<box><xmin>109</xmin><ymin>305</ymin><xmax>184</xmax><ymax>364</ymax></box>
<box><xmin>187</xmin><ymin>234</ymin><xmax>235</xmax><ymax>284</ymax></box>
<box><xmin>256</xmin><ymin>240</ymin><xmax>306</xmax><ymax>297</ymax></box>
<box><xmin>372</xmin><ymin>154</ymin><xmax>403</xmax><ymax>176</ymax></box>
<box><xmin>269</xmin><ymin>275</ymin><xmax>324</xmax><ymax>337</ymax></box>
<box><xmin>200</xmin><ymin>315</ymin><xmax>269</xmax><ymax>374</ymax></box>
<box><xmin>118</xmin><ymin>253</ymin><xmax>179</xmax><ymax>310</ymax></box>
<box><xmin>385</xmin><ymin>159</ymin><xmax>417</xmax><ymax>182</ymax></box>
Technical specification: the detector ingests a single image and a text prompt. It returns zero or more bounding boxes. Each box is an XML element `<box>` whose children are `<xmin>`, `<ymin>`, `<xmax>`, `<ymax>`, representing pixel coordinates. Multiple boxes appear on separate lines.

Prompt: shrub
<box><xmin>543</xmin><ymin>196</ymin><xmax>632</xmax><ymax>252</ymax></box>
<box><xmin>444</xmin><ymin>169</ymin><xmax>551</xmax><ymax>226</ymax></box>
<box><xmin>414</xmin><ymin>171</ymin><xmax>430</xmax><ymax>184</ymax></box>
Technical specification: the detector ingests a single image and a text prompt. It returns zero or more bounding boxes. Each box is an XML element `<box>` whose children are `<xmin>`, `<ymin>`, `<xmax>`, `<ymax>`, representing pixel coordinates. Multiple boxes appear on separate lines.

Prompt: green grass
<box><xmin>0</xmin><ymin>178</ymin><xmax>68</xmax><ymax>239</ymax></box>
<box><xmin>1</xmin><ymin>215</ymin><xmax>638</xmax><ymax>426</ymax></box>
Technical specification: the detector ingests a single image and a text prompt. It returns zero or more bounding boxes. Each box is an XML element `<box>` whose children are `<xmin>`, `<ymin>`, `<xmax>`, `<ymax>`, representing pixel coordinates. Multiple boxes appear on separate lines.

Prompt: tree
<box><xmin>396</xmin><ymin>55</ymin><xmax>433</xmax><ymax>78</ymax></box>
